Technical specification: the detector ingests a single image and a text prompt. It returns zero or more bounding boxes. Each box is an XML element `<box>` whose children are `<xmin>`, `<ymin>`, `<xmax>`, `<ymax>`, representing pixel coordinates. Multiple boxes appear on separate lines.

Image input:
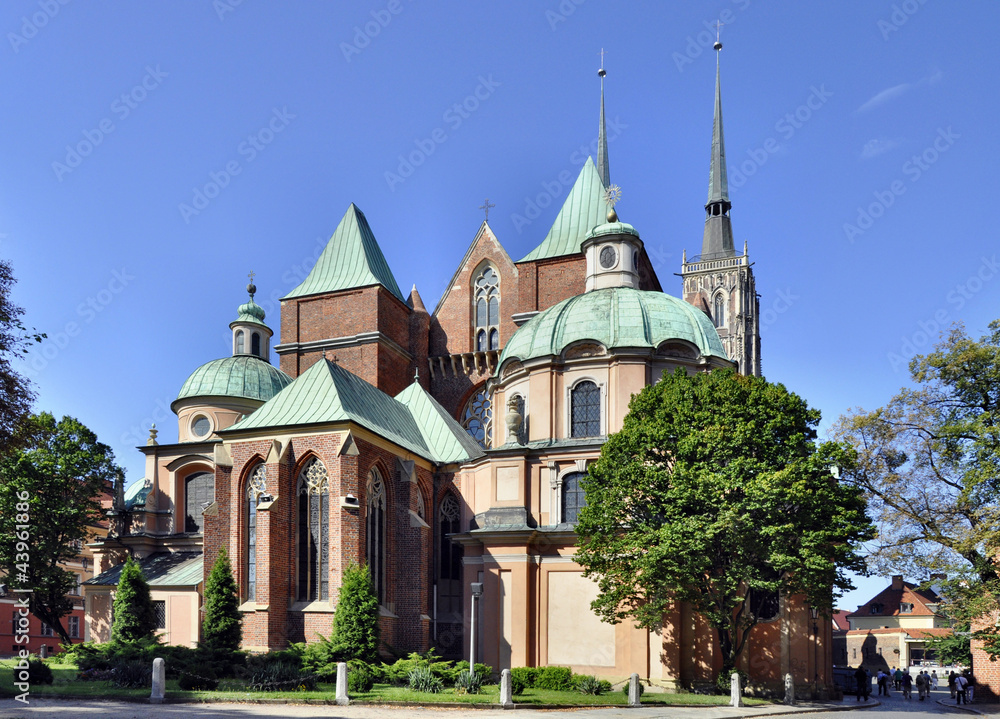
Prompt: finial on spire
<box><xmin>479</xmin><ymin>198</ymin><xmax>495</xmax><ymax>221</ymax></box>
<box><xmin>714</xmin><ymin>19</ymin><xmax>724</xmax><ymax>51</ymax></box>
<box><xmin>147</xmin><ymin>423</ymin><xmax>158</xmax><ymax>446</ymax></box>
<box><xmin>597</xmin><ymin>49</ymin><xmax>610</xmax><ymax>188</ymax></box>
<box><xmin>414</xmin><ymin>367</ymin><xmax>419</xmax><ymax>382</ymax></box>
<box><xmin>603</xmin><ymin>184</ymin><xmax>622</xmax><ymax>223</ymax></box>
<box><xmin>247</xmin><ymin>270</ymin><xmax>257</xmax><ymax>299</ymax></box>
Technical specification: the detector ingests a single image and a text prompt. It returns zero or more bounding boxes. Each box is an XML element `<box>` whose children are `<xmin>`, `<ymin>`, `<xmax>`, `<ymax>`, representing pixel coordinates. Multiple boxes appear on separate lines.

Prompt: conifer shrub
<box><xmin>347</xmin><ymin>659</ymin><xmax>377</xmax><ymax>693</ymax></box>
<box><xmin>27</xmin><ymin>659</ymin><xmax>53</xmax><ymax>685</ymax></box>
<box><xmin>201</xmin><ymin>548</ymin><xmax>242</xmax><ymax>653</ymax></box>
<box><xmin>330</xmin><ymin>563</ymin><xmax>380</xmax><ymax>663</ymax></box>
<box><xmin>110</xmin><ymin>658</ymin><xmax>152</xmax><ymax>688</ymax></box>
<box><xmin>110</xmin><ymin>556</ymin><xmax>157</xmax><ymax>644</ymax></box>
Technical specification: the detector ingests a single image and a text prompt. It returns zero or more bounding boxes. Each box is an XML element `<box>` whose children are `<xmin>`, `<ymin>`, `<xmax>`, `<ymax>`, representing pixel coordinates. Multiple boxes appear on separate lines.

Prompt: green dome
<box><xmin>585</xmin><ymin>220</ymin><xmax>640</xmax><ymax>240</ymax></box>
<box><xmin>499</xmin><ymin>287</ymin><xmax>728</xmax><ymax>366</ymax></box>
<box><xmin>175</xmin><ymin>355</ymin><xmax>293</xmax><ymax>405</ymax></box>
<box><xmin>231</xmin><ymin>298</ymin><xmax>267</xmax><ymax>328</ymax></box>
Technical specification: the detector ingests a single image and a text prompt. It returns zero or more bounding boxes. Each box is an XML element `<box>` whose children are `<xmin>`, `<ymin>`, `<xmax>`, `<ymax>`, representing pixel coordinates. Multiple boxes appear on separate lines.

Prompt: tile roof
<box><xmin>84</xmin><ymin>552</ymin><xmax>203</xmax><ymax>588</ymax></box>
<box><xmin>847</xmin><ymin>580</ymin><xmax>942</xmax><ymax>618</ymax></box>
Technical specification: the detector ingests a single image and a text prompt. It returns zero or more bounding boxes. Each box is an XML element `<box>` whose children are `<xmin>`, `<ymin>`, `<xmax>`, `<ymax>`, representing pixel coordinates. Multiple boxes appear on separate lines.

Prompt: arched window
<box><xmin>184</xmin><ymin>472</ymin><xmax>214</xmax><ymax>533</ymax></box>
<box><xmin>236</xmin><ymin>330</ymin><xmax>245</xmax><ymax>354</ymax></box>
<box><xmin>570</xmin><ymin>381</ymin><xmax>601</xmax><ymax>438</ymax></box>
<box><xmin>713</xmin><ymin>294</ymin><xmax>725</xmax><ymax>328</ymax></box>
<box><xmin>251</xmin><ymin>332</ymin><xmax>261</xmax><ymax>356</ymax></box>
<box><xmin>437</xmin><ymin>493</ymin><xmax>463</xmax><ymax>618</ymax></box>
<box><xmin>461</xmin><ymin>387</ymin><xmax>492</xmax><ymax>449</ymax></box>
<box><xmin>561</xmin><ymin>471</ymin><xmax>587</xmax><ymax>523</ymax></box>
<box><xmin>296</xmin><ymin>458</ymin><xmax>329</xmax><ymax>602</ymax></box>
<box><xmin>245</xmin><ymin>463</ymin><xmax>267</xmax><ymax>601</ymax></box>
<box><xmin>473</xmin><ymin>266</ymin><xmax>500</xmax><ymax>352</ymax></box>
<box><xmin>749</xmin><ymin>588</ymin><xmax>780</xmax><ymax>622</ymax></box>
<box><xmin>366</xmin><ymin>468</ymin><xmax>387</xmax><ymax>605</ymax></box>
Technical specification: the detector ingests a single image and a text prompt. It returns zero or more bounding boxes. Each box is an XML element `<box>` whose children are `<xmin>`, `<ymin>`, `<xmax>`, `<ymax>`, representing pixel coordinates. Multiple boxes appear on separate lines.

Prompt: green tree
<box><xmin>0</xmin><ymin>413</ymin><xmax>123</xmax><ymax>644</ymax></box>
<box><xmin>111</xmin><ymin>555</ymin><xmax>156</xmax><ymax>643</ymax></box>
<box><xmin>832</xmin><ymin>321</ymin><xmax>1000</xmax><ymax>657</ymax></box>
<box><xmin>0</xmin><ymin>259</ymin><xmax>44</xmax><ymax>455</ymax></box>
<box><xmin>575</xmin><ymin>368</ymin><xmax>874</xmax><ymax>678</ymax></box>
<box><xmin>202</xmin><ymin>547</ymin><xmax>242</xmax><ymax>651</ymax></box>
<box><xmin>925</xmin><ymin>622</ymin><xmax>973</xmax><ymax>667</ymax></box>
<box><xmin>331</xmin><ymin>562</ymin><xmax>380</xmax><ymax>662</ymax></box>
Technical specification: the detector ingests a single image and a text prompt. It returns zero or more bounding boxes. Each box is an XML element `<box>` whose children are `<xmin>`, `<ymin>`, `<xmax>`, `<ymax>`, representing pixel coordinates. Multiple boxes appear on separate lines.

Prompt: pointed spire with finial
<box><xmin>597</xmin><ymin>49</ymin><xmax>610</xmax><ymax>189</ymax></box>
<box><xmin>700</xmin><ymin>27</ymin><xmax>735</xmax><ymax>259</ymax></box>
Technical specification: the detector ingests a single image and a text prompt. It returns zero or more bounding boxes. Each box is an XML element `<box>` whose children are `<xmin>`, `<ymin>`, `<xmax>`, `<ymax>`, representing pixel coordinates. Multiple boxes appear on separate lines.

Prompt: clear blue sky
<box><xmin>2</xmin><ymin>1</ymin><xmax>997</xmax><ymax>612</ymax></box>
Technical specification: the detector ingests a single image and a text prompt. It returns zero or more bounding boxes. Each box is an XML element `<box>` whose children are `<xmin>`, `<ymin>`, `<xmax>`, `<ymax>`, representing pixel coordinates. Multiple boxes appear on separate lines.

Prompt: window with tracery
<box><xmin>245</xmin><ymin>463</ymin><xmax>266</xmax><ymax>601</ymax></box>
<box><xmin>366</xmin><ymin>468</ymin><xmax>387</xmax><ymax>605</ymax></box>
<box><xmin>570</xmin><ymin>381</ymin><xmax>601</xmax><ymax>438</ymax></box>
<box><xmin>474</xmin><ymin>266</ymin><xmax>500</xmax><ymax>351</ymax></box>
<box><xmin>561</xmin><ymin>471</ymin><xmax>587</xmax><ymax>524</ymax></box>
<box><xmin>437</xmin><ymin>493</ymin><xmax>464</xmax><ymax>619</ymax></box>
<box><xmin>461</xmin><ymin>388</ymin><xmax>493</xmax><ymax>449</ymax></box>
<box><xmin>296</xmin><ymin>458</ymin><xmax>329</xmax><ymax>602</ymax></box>
<box><xmin>713</xmin><ymin>294</ymin><xmax>725</xmax><ymax>328</ymax></box>
<box><xmin>184</xmin><ymin>472</ymin><xmax>214</xmax><ymax>533</ymax></box>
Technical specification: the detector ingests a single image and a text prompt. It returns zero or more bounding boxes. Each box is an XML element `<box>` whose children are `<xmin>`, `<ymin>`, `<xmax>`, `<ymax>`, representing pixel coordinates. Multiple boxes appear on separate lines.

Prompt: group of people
<box><xmin>853</xmin><ymin>665</ymin><xmax>974</xmax><ymax>704</ymax></box>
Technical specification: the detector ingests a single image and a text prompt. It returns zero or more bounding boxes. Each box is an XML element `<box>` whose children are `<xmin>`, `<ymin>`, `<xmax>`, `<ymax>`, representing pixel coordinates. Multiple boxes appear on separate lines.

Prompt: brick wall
<box><xmin>972</xmin><ymin>610</ymin><xmax>999</xmax><ymax>700</ymax></box>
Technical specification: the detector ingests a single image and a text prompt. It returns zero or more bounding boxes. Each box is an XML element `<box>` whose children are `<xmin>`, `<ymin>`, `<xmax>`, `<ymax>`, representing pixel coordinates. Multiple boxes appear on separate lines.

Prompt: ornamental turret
<box><xmin>230</xmin><ymin>274</ymin><xmax>273</xmax><ymax>361</ymax></box>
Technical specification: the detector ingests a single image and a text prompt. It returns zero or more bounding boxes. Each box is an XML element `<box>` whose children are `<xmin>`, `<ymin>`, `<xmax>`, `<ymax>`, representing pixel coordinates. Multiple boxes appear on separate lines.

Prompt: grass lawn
<box><xmin>0</xmin><ymin>660</ymin><xmax>773</xmax><ymax>706</ymax></box>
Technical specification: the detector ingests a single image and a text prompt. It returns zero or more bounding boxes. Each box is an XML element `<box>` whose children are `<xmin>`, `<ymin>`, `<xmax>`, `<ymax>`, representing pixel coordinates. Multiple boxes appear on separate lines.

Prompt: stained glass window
<box><xmin>297</xmin><ymin>458</ymin><xmax>329</xmax><ymax>602</ymax></box>
<box><xmin>570</xmin><ymin>381</ymin><xmax>601</xmax><ymax>437</ymax></box>
<box><xmin>462</xmin><ymin>388</ymin><xmax>492</xmax><ymax>449</ymax></box>
<box><xmin>366</xmin><ymin>469</ymin><xmax>387</xmax><ymax>605</ymax></box>
<box><xmin>714</xmin><ymin>294</ymin><xmax>725</xmax><ymax>328</ymax></box>
<box><xmin>473</xmin><ymin>266</ymin><xmax>500</xmax><ymax>352</ymax></box>
<box><xmin>246</xmin><ymin>464</ymin><xmax>266</xmax><ymax>601</ymax></box>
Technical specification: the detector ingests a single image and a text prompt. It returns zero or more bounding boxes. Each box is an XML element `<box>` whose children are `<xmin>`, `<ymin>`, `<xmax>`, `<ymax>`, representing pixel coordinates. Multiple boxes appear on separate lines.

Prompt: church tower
<box><xmin>680</xmin><ymin>39</ymin><xmax>761</xmax><ymax>377</ymax></box>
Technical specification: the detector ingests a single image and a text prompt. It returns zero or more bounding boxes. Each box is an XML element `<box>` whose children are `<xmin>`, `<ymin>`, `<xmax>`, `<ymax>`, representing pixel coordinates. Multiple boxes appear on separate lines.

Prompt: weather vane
<box><xmin>603</xmin><ymin>184</ymin><xmax>622</xmax><ymax>222</ymax></box>
<box><xmin>479</xmin><ymin>198</ymin><xmax>495</xmax><ymax>221</ymax></box>
<box><xmin>247</xmin><ymin>270</ymin><xmax>257</xmax><ymax>298</ymax></box>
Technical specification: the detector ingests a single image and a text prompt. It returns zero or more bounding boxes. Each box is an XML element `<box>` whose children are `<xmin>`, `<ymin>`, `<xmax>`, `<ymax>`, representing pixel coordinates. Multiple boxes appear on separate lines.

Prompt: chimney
<box><xmin>891</xmin><ymin>575</ymin><xmax>904</xmax><ymax>590</ymax></box>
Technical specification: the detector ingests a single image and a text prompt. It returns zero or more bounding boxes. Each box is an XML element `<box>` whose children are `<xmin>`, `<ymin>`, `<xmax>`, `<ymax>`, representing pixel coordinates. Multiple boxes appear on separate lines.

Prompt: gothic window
<box><xmin>462</xmin><ymin>387</ymin><xmax>492</xmax><ymax>449</ymax></box>
<box><xmin>296</xmin><ymin>458</ymin><xmax>329</xmax><ymax>602</ymax></box>
<box><xmin>561</xmin><ymin>471</ymin><xmax>587</xmax><ymax>524</ymax></box>
<box><xmin>236</xmin><ymin>330</ymin><xmax>245</xmax><ymax>354</ymax></box>
<box><xmin>184</xmin><ymin>472</ymin><xmax>214</xmax><ymax>533</ymax></box>
<box><xmin>437</xmin><ymin>493</ymin><xmax>464</xmax><ymax>619</ymax></box>
<box><xmin>474</xmin><ymin>266</ymin><xmax>500</xmax><ymax>352</ymax></box>
<box><xmin>570</xmin><ymin>381</ymin><xmax>601</xmax><ymax>438</ymax></box>
<box><xmin>245</xmin><ymin>463</ymin><xmax>266</xmax><ymax>601</ymax></box>
<box><xmin>366</xmin><ymin>468</ymin><xmax>387</xmax><ymax>605</ymax></box>
<box><xmin>251</xmin><ymin>332</ymin><xmax>261</xmax><ymax>356</ymax></box>
<box><xmin>415</xmin><ymin>486</ymin><xmax>426</xmax><ymax>521</ymax></box>
<box><xmin>713</xmin><ymin>294</ymin><xmax>725</xmax><ymax>328</ymax></box>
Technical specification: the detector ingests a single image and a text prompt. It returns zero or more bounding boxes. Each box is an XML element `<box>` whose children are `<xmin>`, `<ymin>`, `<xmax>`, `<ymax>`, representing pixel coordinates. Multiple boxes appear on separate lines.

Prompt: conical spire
<box><xmin>597</xmin><ymin>56</ymin><xmax>610</xmax><ymax>188</ymax></box>
<box><xmin>701</xmin><ymin>39</ymin><xmax>735</xmax><ymax>259</ymax></box>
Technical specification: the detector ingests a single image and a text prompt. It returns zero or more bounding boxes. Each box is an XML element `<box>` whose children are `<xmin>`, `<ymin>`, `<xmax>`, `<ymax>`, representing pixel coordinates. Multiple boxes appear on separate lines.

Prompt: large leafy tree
<box><xmin>0</xmin><ymin>259</ymin><xmax>43</xmax><ymax>454</ymax></box>
<box><xmin>202</xmin><ymin>547</ymin><xmax>242</xmax><ymax>652</ymax></box>
<box><xmin>832</xmin><ymin>320</ymin><xmax>1000</xmax><ymax>656</ymax></box>
<box><xmin>575</xmin><ymin>368</ymin><xmax>874</xmax><ymax>678</ymax></box>
<box><xmin>0</xmin><ymin>413</ymin><xmax>123</xmax><ymax>643</ymax></box>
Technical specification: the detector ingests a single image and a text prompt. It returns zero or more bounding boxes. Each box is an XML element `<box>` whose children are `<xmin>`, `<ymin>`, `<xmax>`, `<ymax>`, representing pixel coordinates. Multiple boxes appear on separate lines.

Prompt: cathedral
<box><xmin>83</xmin><ymin>46</ymin><xmax>829</xmax><ymax>692</ymax></box>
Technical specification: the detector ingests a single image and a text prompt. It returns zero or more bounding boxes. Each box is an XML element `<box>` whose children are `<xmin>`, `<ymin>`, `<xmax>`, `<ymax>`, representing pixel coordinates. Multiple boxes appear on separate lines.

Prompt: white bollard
<box><xmin>730</xmin><ymin>671</ymin><xmax>743</xmax><ymax>708</ymax></box>
<box><xmin>150</xmin><ymin>657</ymin><xmax>165</xmax><ymax>704</ymax></box>
<box><xmin>628</xmin><ymin>673</ymin><xmax>641</xmax><ymax>707</ymax></box>
<box><xmin>784</xmin><ymin>672</ymin><xmax>795</xmax><ymax>705</ymax></box>
<box><xmin>39</xmin><ymin>645</ymin><xmax>47</xmax><ymax>659</ymax></box>
<box><xmin>335</xmin><ymin>662</ymin><xmax>349</xmax><ymax>706</ymax></box>
<box><xmin>500</xmin><ymin>668</ymin><xmax>514</xmax><ymax>708</ymax></box>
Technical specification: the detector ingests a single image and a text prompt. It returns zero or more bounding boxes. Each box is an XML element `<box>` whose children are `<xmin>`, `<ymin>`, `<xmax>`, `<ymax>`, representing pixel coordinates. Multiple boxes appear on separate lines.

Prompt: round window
<box><xmin>191</xmin><ymin>415</ymin><xmax>211</xmax><ymax>438</ymax></box>
<box><xmin>599</xmin><ymin>246</ymin><xmax>617</xmax><ymax>270</ymax></box>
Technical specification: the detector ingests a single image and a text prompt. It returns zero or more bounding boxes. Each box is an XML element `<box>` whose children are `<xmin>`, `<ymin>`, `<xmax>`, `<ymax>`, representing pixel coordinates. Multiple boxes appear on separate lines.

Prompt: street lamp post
<box><xmin>810</xmin><ymin>606</ymin><xmax>820</xmax><ymax>695</ymax></box>
<box><xmin>470</xmin><ymin>582</ymin><xmax>483</xmax><ymax>678</ymax></box>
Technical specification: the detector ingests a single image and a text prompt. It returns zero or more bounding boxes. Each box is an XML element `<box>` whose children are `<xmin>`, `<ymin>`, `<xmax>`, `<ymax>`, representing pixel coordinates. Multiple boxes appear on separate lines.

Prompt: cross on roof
<box><xmin>248</xmin><ymin>270</ymin><xmax>255</xmax><ymax>283</ymax></box>
<box><xmin>479</xmin><ymin>198</ymin><xmax>495</xmax><ymax>221</ymax></box>
<box><xmin>599</xmin><ymin>48</ymin><xmax>607</xmax><ymax>70</ymax></box>
<box><xmin>715</xmin><ymin>19</ymin><xmax>724</xmax><ymax>43</ymax></box>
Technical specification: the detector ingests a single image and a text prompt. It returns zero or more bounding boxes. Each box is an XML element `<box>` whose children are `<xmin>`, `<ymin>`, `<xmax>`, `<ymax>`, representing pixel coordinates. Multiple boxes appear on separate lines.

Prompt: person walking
<box><xmin>877</xmin><ymin>670</ymin><xmax>888</xmax><ymax>696</ymax></box>
<box><xmin>949</xmin><ymin>670</ymin><xmax>957</xmax><ymax>699</ymax></box>
<box><xmin>931</xmin><ymin>670</ymin><xmax>939</xmax><ymax>690</ymax></box>
<box><xmin>915</xmin><ymin>669</ymin><xmax>926</xmax><ymax>700</ymax></box>
<box><xmin>894</xmin><ymin>666</ymin><xmax>903</xmax><ymax>691</ymax></box>
<box><xmin>955</xmin><ymin>672</ymin><xmax>969</xmax><ymax>704</ymax></box>
<box><xmin>902</xmin><ymin>670</ymin><xmax>913</xmax><ymax>700</ymax></box>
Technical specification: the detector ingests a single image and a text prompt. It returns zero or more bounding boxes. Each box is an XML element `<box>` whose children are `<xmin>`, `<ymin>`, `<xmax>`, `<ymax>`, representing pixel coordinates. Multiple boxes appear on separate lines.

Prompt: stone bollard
<box><xmin>150</xmin><ymin>657</ymin><xmax>165</xmax><ymax>704</ymax></box>
<box><xmin>628</xmin><ymin>673</ymin><xmax>641</xmax><ymax>707</ymax></box>
<box><xmin>730</xmin><ymin>672</ymin><xmax>743</xmax><ymax>708</ymax></box>
<box><xmin>500</xmin><ymin>668</ymin><xmax>514</xmax><ymax>708</ymax></box>
<box><xmin>39</xmin><ymin>645</ymin><xmax>47</xmax><ymax>659</ymax></box>
<box><xmin>784</xmin><ymin>672</ymin><xmax>795</xmax><ymax>705</ymax></box>
<box><xmin>336</xmin><ymin>662</ymin><xmax>349</xmax><ymax>706</ymax></box>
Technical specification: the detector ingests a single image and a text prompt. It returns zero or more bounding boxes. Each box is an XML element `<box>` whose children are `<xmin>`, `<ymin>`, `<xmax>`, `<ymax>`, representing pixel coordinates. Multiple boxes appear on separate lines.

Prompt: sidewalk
<box><xmin>0</xmin><ymin>696</ymin><xmax>880</xmax><ymax>719</ymax></box>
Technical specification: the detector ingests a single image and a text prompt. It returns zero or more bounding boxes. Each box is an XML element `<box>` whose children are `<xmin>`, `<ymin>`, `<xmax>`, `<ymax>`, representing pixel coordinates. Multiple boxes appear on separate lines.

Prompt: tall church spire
<box><xmin>701</xmin><ymin>38</ymin><xmax>734</xmax><ymax>259</ymax></box>
<box><xmin>597</xmin><ymin>51</ymin><xmax>610</xmax><ymax>188</ymax></box>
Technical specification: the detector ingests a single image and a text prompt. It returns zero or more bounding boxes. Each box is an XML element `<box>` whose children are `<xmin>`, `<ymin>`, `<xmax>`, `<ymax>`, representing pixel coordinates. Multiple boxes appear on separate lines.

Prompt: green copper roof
<box><xmin>85</xmin><ymin>552</ymin><xmax>203</xmax><ymax>588</ymax></box>
<box><xmin>284</xmin><ymin>204</ymin><xmax>405</xmax><ymax>302</ymax></box>
<box><xmin>124</xmin><ymin>479</ymin><xmax>152</xmax><ymax>509</ymax></box>
<box><xmin>231</xmin><ymin>298</ymin><xmax>268</xmax><ymax>328</ymax></box>
<box><xmin>517</xmin><ymin>157</ymin><xmax>608</xmax><ymax>263</ymax></box>
<box><xmin>499</xmin><ymin>287</ymin><xmax>728</xmax><ymax>365</ymax></box>
<box><xmin>395</xmin><ymin>382</ymin><xmax>485</xmax><ymax>464</ymax></box>
<box><xmin>175</xmin><ymin>355</ymin><xmax>293</xmax><ymax>405</ymax></box>
<box><xmin>586</xmin><ymin>220</ymin><xmax>639</xmax><ymax>241</ymax></box>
